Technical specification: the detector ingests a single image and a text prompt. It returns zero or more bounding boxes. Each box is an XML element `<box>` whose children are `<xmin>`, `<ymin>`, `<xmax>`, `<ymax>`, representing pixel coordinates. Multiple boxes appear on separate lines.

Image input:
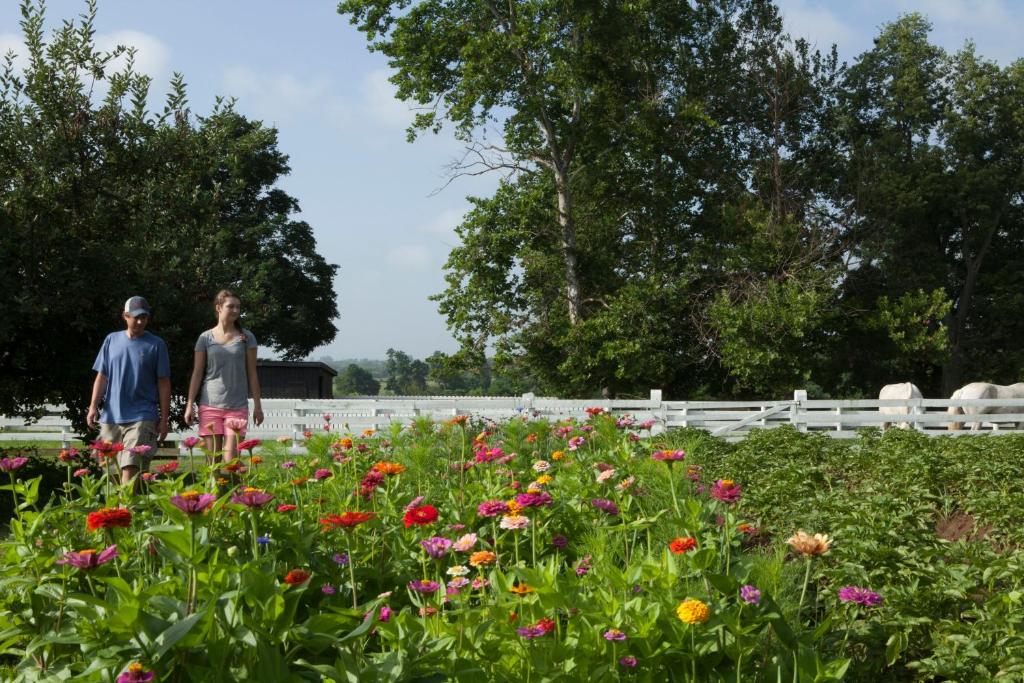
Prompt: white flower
<box><xmin>447</xmin><ymin>565</ymin><xmax>470</xmax><ymax>577</ymax></box>
<box><xmin>532</xmin><ymin>460</ymin><xmax>551</xmax><ymax>473</ymax></box>
<box><xmin>500</xmin><ymin>514</ymin><xmax>530</xmax><ymax>530</ymax></box>
<box><xmin>616</xmin><ymin>476</ymin><xmax>635</xmax><ymax>491</ymax></box>
<box><xmin>452</xmin><ymin>533</ymin><xmax>478</xmax><ymax>552</ymax></box>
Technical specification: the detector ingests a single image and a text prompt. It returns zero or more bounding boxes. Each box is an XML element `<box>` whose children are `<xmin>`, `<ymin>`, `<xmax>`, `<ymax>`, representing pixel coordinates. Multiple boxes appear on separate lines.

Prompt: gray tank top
<box><xmin>195</xmin><ymin>329</ymin><xmax>257</xmax><ymax>409</ymax></box>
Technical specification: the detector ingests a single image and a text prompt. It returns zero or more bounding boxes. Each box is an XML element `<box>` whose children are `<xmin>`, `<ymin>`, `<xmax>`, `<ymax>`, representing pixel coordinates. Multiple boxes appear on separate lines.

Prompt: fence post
<box><xmin>834</xmin><ymin>406</ymin><xmax>842</xmax><ymax>432</ymax></box>
<box><xmin>791</xmin><ymin>390</ymin><xmax>807</xmax><ymax>432</ymax></box>
<box><xmin>650</xmin><ymin>389</ymin><xmax>665</xmax><ymax>435</ymax></box>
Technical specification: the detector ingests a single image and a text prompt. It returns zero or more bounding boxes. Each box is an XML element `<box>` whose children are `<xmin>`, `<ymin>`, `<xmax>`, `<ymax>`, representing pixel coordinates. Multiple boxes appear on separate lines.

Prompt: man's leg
<box><xmin>119</xmin><ymin>421</ymin><xmax>157</xmax><ymax>493</ymax></box>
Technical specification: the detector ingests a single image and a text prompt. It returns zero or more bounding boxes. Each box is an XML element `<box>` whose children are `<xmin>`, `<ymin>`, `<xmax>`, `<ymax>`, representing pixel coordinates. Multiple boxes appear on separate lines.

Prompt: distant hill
<box><xmin>311</xmin><ymin>357</ymin><xmax>387</xmax><ymax>380</ymax></box>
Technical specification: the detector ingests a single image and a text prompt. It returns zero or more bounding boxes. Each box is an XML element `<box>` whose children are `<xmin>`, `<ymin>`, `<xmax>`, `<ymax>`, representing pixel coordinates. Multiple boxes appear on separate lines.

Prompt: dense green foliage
<box><xmin>339</xmin><ymin>0</ymin><xmax>1024</xmax><ymax>399</ymax></box>
<box><xmin>0</xmin><ymin>1</ymin><xmax>339</xmax><ymax>428</ymax></box>
<box><xmin>333</xmin><ymin>364</ymin><xmax>381</xmax><ymax>396</ymax></box>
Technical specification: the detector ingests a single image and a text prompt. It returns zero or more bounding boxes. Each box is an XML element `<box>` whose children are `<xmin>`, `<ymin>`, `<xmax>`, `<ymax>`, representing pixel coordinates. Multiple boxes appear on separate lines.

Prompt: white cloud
<box><xmin>361</xmin><ymin>68</ymin><xmax>415</xmax><ymax>129</ymax></box>
<box><xmin>222</xmin><ymin>66</ymin><xmax>345</xmax><ymax>125</ymax></box>
<box><xmin>385</xmin><ymin>244</ymin><xmax>433</xmax><ymax>269</ymax></box>
<box><xmin>95</xmin><ymin>30</ymin><xmax>170</xmax><ymax>79</ymax></box>
<box><xmin>896</xmin><ymin>0</ymin><xmax>1012</xmax><ymax>28</ymax></box>
<box><xmin>775</xmin><ymin>0</ymin><xmax>859</xmax><ymax>50</ymax></box>
<box><xmin>0</xmin><ymin>33</ymin><xmax>27</xmax><ymax>74</ymax></box>
<box><xmin>418</xmin><ymin>206</ymin><xmax>468</xmax><ymax>242</ymax></box>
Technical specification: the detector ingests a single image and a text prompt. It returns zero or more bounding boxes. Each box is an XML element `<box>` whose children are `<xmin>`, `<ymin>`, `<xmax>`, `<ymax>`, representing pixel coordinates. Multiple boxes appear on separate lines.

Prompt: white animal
<box><xmin>878</xmin><ymin>382</ymin><xmax>923</xmax><ymax>431</ymax></box>
<box><xmin>947</xmin><ymin>382</ymin><xmax>1024</xmax><ymax>430</ymax></box>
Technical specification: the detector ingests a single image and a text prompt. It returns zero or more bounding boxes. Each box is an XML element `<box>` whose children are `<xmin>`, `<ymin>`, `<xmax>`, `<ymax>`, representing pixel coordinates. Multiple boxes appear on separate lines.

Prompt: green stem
<box><xmin>796</xmin><ymin>557</ymin><xmax>813</xmax><ymax>621</ymax></box>
<box><xmin>668</xmin><ymin>464</ymin><xmax>680</xmax><ymax>520</ymax></box>
<box><xmin>249</xmin><ymin>509</ymin><xmax>260</xmax><ymax>558</ymax></box>
<box><xmin>348</xmin><ymin>540</ymin><xmax>358</xmax><ymax>609</ymax></box>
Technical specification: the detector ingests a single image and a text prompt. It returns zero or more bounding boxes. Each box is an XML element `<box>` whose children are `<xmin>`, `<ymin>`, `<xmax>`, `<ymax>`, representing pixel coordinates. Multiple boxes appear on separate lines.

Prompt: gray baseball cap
<box><xmin>124</xmin><ymin>296</ymin><xmax>151</xmax><ymax>317</ymax></box>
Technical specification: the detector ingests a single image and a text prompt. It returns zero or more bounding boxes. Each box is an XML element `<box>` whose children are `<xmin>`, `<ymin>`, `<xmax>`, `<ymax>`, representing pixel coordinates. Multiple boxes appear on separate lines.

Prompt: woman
<box><xmin>184</xmin><ymin>290</ymin><xmax>264</xmax><ymax>460</ymax></box>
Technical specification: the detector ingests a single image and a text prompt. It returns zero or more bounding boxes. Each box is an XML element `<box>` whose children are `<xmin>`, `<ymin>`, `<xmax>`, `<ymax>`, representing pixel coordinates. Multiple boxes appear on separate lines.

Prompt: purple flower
<box><xmin>516</xmin><ymin>625</ymin><xmax>547</xmax><ymax>639</ymax></box>
<box><xmin>321</xmin><ymin>584</ymin><xmax>337</xmax><ymax>595</ymax></box>
<box><xmin>313</xmin><ymin>468</ymin><xmax>332</xmax><ymax>480</ymax></box>
<box><xmin>56</xmin><ymin>544</ymin><xmax>118</xmax><ymax>570</ymax></box>
<box><xmin>170</xmin><ymin>492</ymin><xmax>217</xmax><ymax>515</ymax></box>
<box><xmin>838</xmin><ymin>586</ymin><xmax>883</xmax><ymax>607</ymax></box>
<box><xmin>280</xmin><ymin>461</ymin><xmax>296</xmax><ymax>469</ymax></box>
<box><xmin>420</xmin><ymin>536</ymin><xmax>453</xmax><ymax>559</ymax></box>
<box><xmin>477</xmin><ymin>500</ymin><xmax>510</xmax><ymax>517</ymax></box>
<box><xmin>619</xmin><ymin>656</ymin><xmax>638</xmax><ymax>668</ymax></box>
<box><xmin>709</xmin><ymin>479</ymin><xmax>742</xmax><ymax>505</ymax></box>
<box><xmin>551</xmin><ymin>534</ymin><xmax>568</xmax><ymax>548</ymax></box>
<box><xmin>405</xmin><ymin>495</ymin><xmax>425</xmax><ymax>511</ymax></box>
<box><xmin>515</xmin><ymin>491</ymin><xmax>553</xmax><ymax>508</ymax></box>
<box><xmin>591</xmin><ymin>498</ymin><xmax>620</xmax><ymax>516</ymax></box>
<box><xmin>603</xmin><ymin>629</ymin><xmax>627</xmax><ymax>641</ymax></box>
<box><xmin>230</xmin><ymin>488</ymin><xmax>274</xmax><ymax>508</ymax></box>
<box><xmin>116</xmin><ymin>664</ymin><xmax>155</xmax><ymax>683</ymax></box>
<box><xmin>576</xmin><ymin>555</ymin><xmax>592</xmax><ymax>577</ymax></box>
<box><xmin>332</xmin><ymin>552</ymin><xmax>349</xmax><ymax>566</ymax></box>
<box><xmin>408</xmin><ymin>579</ymin><xmax>440</xmax><ymax>594</ymax></box>
<box><xmin>740</xmin><ymin>584</ymin><xmax>761</xmax><ymax>605</ymax></box>
<box><xmin>567</xmin><ymin>436</ymin><xmax>586</xmax><ymax>451</ymax></box>
<box><xmin>0</xmin><ymin>456</ymin><xmax>29</xmax><ymax>472</ymax></box>
<box><xmin>379</xmin><ymin>605</ymin><xmax>393</xmax><ymax>621</ymax></box>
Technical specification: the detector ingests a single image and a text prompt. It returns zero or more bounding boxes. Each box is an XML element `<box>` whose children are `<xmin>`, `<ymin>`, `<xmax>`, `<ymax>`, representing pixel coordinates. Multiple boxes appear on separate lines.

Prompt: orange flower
<box><xmin>669</xmin><ymin>537</ymin><xmax>697</xmax><ymax>554</ymax></box>
<box><xmin>787</xmin><ymin>530</ymin><xmax>832</xmax><ymax>557</ymax></box>
<box><xmin>291</xmin><ymin>476</ymin><xmax>309</xmax><ymax>486</ymax></box>
<box><xmin>337</xmin><ymin>438</ymin><xmax>353</xmax><ymax>449</ymax></box>
<box><xmin>223</xmin><ymin>460</ymin><xmax>245</xmax><ymax>473</ymax></box>
<box><xmin>526</xmin><ymin>433</ymin><xmax>538</xmax><ymax>443</ymax></box>
<box><xmin>677</xmin><ymin>599</ymin><xmax>710</xmax><ymax>624</ymax></box>
<box><xmin>86</xmin><ymin>507</ymin><xmax>132</xmax><ymax>531</ymax></box>
<box><xmin>469</xmin><ymin>550</ymin><xmax>497</xmax><ymax>567</ymax></box>
<box><xmin>250</xmin><ymin>455</ymin><xmax>263</xmax><ymax>465</ymax></box>
<box><xmin>283</xmin><ymin>569</ymin><xmax>311</xmax><ymax>585</ymax></box>
<box><xmin>320</xmin><ymin>511</ymin><xmax>375</xmax><ymax>530</ymax></box>
<box><xmin>509</xmin><ymin>582</ymin><xmax>534</xmax><ymax>595</ymax></box>
<box><xmin>361</xmin><ymin>428</ymin><xmax>376</xmax><ymax>438</ymax></box>
<box><xmin>373</xmin><ymin>461</ymin><xmax>407</xmax><ymax>475</ymax></box>
<box><xmin>446</xmin><ymin>415</ymin><xmax>469</xmax><ymax>426</ymax></box>
<box><xmin>506</xmin><ymin>500</ymin><xmax>523</xmax><ymax>515</ymax></box>
<box><xmin>551</xmin><ymin>450</ymin><xmax>565</xmax><ymax>461</ymax></box>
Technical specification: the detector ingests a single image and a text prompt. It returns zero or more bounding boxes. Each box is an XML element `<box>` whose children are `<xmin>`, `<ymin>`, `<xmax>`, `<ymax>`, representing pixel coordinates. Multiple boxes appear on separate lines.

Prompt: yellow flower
<box><xmin>535</xmin><ymin>474</ymin><xmax>553</xmax><ymax>485</ymax></box>
<box><xmin>508</xmin><ymin>582</ymin><xmax>534</xmax><ymax>595</ymax></box>
<box><xmin>786</xmin><ymin>530</ymin><xmax>832</xmax><ymax>557</ymax></box>
<box><xmin>506</xmin><ymin>500</ymin><xmax>523</xmax><ymax>515</ymax></box>
<box><xmin>676</xmin><ymin>599</ymin><xmax>710</xmax><ymax>624</ymax></box>
<box><xmin>551</xmin><ymin>450</ymin><xmax>565</xmax><ymax>461</ymax></box>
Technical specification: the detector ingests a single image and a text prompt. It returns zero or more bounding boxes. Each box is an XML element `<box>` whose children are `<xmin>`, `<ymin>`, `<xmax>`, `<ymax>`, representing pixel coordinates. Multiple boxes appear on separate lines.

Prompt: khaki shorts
<box><xmin>99</xmin><ymin>421</ymin><xmax>158</xmax><ymax>471</ymax></box>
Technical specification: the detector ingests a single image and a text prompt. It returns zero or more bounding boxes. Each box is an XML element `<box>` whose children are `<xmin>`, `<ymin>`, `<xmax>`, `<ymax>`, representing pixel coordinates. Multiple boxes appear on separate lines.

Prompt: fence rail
<box><xmin>4</xmin><ymin>390</ymin><xmax>1024</xmax><ymax>447</ymax></box>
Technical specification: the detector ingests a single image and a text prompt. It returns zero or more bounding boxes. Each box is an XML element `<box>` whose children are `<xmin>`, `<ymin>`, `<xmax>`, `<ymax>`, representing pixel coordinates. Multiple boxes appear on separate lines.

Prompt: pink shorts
<box><xmin>198</xmin><ymin>405</ymin><xmax>249</xmax><ymax>437</ymax></box>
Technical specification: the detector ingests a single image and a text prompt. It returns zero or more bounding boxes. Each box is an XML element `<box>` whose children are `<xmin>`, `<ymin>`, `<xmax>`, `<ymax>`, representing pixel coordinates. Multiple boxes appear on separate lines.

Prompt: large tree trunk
<box><xmin>553</xmin><ymin>166</ymin><xmax>583</xmax><ymax>326</ymax></box>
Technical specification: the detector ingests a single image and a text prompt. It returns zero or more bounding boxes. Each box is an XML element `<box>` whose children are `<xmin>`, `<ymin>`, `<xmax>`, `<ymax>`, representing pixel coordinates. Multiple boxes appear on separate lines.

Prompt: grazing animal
<box><xmin>878</xmin><ymin>382</ymin><xmax>923</xmax><ymax>431</ymax></box>
<box><xmin>947</xmin><ymin>382</ymin><xmax>1024</xmax><ymax>430</ymax></box>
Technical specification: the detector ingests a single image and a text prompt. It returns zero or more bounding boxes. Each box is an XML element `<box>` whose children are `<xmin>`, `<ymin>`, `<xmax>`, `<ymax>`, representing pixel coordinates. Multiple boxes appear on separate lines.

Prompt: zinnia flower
<box><xmin>321</xmin><ymin>584</ymin><xmax>336</xmax><ymax>595</ymax></box>
<box><xmin>532</xmin><ymin>460</ymin><xmax>551</xmax><ymax>473</ymax></box>
<box><xmin>669</xmin><ymin>537</ymin><xmax>697</xmax><ymax>554</ymax></box>
<box><xmin>403</xmin><ymin>504</ymin><xmax>439</xmax><ymax>527</ymax></box>
<box><xmin>373</xmin><ymin>461</ymin><xmax>407</xmax><ymax>475</ymax></box>
<box><xmin>651</xmin><ymin>450</ymin><xmax>685</xmax><ymax>462</ymax></box>
<box><xmin>277</xmin><ymin>504</ymin><xmax>297</xmax><ymax>513</ymax></box>
<box><xmin>500</xmin><ymin>514</ymin><xmax>530</xmax><ymax>530</ymax></box>
<box><xmin>156</xmin><ymin>461</ymin><xmax>179</xmax><ymax>474</ymax></box>
<box><xmin>709</xmin><ymin>479</ymin><xmax>742</xmax><ymax>504</ymax></box>
<box><xmin>231</xmin><ymin>488</ymin><xmax>274</xmax><ymax>508</ymax></box>
<box><xmin>590</xmin><ymin>498</ymin><xmax>620</xmax><ymax>516</ymax></box>
<box><xmin>237</xmin><ymin>438</ymin><xmax>260</xmax><ymax>453</ymax></box>
<box><xmin>170</xmin><ymin>491</ymin><xmax>216</xmax><ymax>515</ymax></box>
<box><xmin>740</xmin><ymin>585</ymin><xmax>761</xmax><ymax>605</ymax></box>
<box><xmin>567</xmin><ymin>436</ymin><xmax>585</xmax><ymax>450</ymax></box>
<box><xmin>74</xmin><ymin>468</ymin><xmax>91</xmax><ymax>477</ymax></box>
<box><xmin>332</xmin><ymin>552</ymin><xmax>349</xmax><ymax>566</ymax></box>
<box><xmin>469</xmin><ymin>550</ymin><xmax>497</xmax><ymax>567</ymax></box>
<box><xmin>838</xmin><ymin>586</ymin><xmax>883</xmax><ymax>607</ymax></box>
<box><xmin>447</xmin><ymin>565</ymin><xmax>470</xmax><ymax>577</ymax></box>
<box><xmin>283</xmin><ymin>569</ymin><xmax>311</xmax><ymax>585</ymax></box>
<box><xmin>313</xmin><ymin>468</ymin><xmax>332</xmax><ymax>480</ymax></box>
<box><xmin>320</xmin><ymin>511</ymin><xmax>375</xmax><ymax>530</ymax></box>
<box><xmin>452</xmin><ymin>533</ymin><xmax>478</xmax><ymax>552</ymax></box>
<box><xmin>786</xmin><ymin>530</ymin><xmax>832</xmax><ymax>557</ymax></box>
<box><xmin>56</xmin><ymin>544</ymin><xmax>118</xmax><ymax>570</ymax></box>
<box><xmin>514</xmin><ymin>491</ymin><xmax>552</xmax><ymax>508</ymax></box>
<box><xmin>0</xmin><ymin>456</ymin><xmax>29</xmax><ymax>472</ymax></box>
<box><xmin>604</xmin><ymin>629</ymin><xmax>627</xmax><ymax>641</ymax></box>
<box><xmin>619</xmin><ymin>656</ymin><xmax>638</xmax><ymax>668</ymax></box>
<box><xmin>116</xmin><ymin>663</ymin><xmax>155</xmax><ymax>683</ymax></box>
<box><xmin>508</xmin><ymin>582</ymin><xmax>534</xmax><ymax>595</ymax></box>
<box><xmin>420</xmin><ymin>536</ymin><xmax>453</xmax><ymax>559</ymax></box>
<box><xmin>181</xmin><ymin>436</ymin><xmax>201</xmax><ymax>449</ymax></box>
<box><xmin>86</xmin><ymin>507</ymin><xmax>132</xmax><ymax>531</ymax></box>
<box><xmin>676</xmin><ymin>599</ymin><xmax>710</xmax><ymax>624</ymax></box>
<box><xmin>408</xmin><ymin>579</ymin><xmax>440</xmax><ymax>594</ymax></box>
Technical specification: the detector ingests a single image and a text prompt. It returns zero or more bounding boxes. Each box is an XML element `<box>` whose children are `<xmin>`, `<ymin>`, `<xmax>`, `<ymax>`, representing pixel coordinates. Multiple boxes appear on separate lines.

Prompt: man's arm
<box><xmin>158</xmin><ymin>377</ymin><xmax>171</xmax><ymax>441</ymax></box>
<box><xmin>87</xmin><ymin>373</ymin><xmax>107</xmax><ymax>429</ymax></box>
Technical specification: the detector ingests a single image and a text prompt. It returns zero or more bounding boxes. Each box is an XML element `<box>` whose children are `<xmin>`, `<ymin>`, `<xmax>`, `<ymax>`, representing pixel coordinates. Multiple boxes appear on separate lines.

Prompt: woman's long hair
<box><xmin>213</xmin><ymin>289</ymin><xmax>245</xmax><ymax>335</ymax></box>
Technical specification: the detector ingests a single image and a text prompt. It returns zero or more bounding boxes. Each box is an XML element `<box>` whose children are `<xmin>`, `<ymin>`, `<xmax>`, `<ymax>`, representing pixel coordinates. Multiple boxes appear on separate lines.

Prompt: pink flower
<box><xmin>0</xmin><ymin>456</ymin><xmax>29</xmax><ymax>472</ymax></box>
<box><xmin>408</xmin><ymin>579</ymin><xmax>440</xmax><ymax>594</ymax></box>
<box><xmin>313</xmin><ymin>468</ymin><xmax>332</xmax><ymax>480</ymax></box>
<box><xmin>603</xmin><ymin>628</ymin><xmax>627</xmax><ymax>641</ymax></box>
<box><xmin>182</xmin><ymin>436</ymin><xmax>201</xmax><ymax>449</ymax></box>
<box><xmin>651</xmin><ymin>450</ymin><xmax>685</xmax><ymax>462</ymax></box>
<box><xmin>231</xmin><ymin>488</ymin><xmax>274</xmax><ymax>508</ymax></box>
<box><xmin>117</xmin><ymin>664</ymin><xmax>155</xmax><ymax>683</ymax></box>
<box><xmin>420</xmin><ymin>536</ymin><xmax>453</xmax><ymax>559</ymax></box>
<box><xmin>710</xmin><ymin>479</ymin><xmax>742</xmax><ymax>505</ymax></box>
<box><xmin>477</xmin><ymin>500</ymin><xmax>510</xmax><ymax>517</ymax></box>
<box><xmin>56</xmin><ymin>544</ymin><xmax>118</xmax><ymax>570</ymax></box>
<box><xmin>404</xmin><ymin>496</ymin><xmax>425</xmax><ymax>511</ymax></box>
<box><xmin>838</xmin><ymin>586</ymin><xmax>882</xmax><ymax>607</ymax></box>
<box><xmin>500</xmin><ymin>514</ymin><xmax>530</xmax><ymax>530</ymax></box>
<box><xmin>452</xmin><ymin>533</ymin><xmax>478</xmax><ymax>552</ymax></box>
<box><xmin>567</xmin><ymin>436</ymin><xmax>585</xmax><ymax>451</ymax></box>
<box><xmin>514</xmin><ymin>491</ymin><xmax>552</xmax><ymax>508</ymax></box>
<box><xmin>73</xmin><ymin>468</ymin><xmax>91</xmax><ymax>477</ymax></box>
<box><xmin>591</xmin><ymin>498</ymin><xmax>620</xmax><ymax>516</ymax></box>
<box><xmin>170</xmin><ymin>492</ymin><xmax>217</xmax><ymax>515</ymax></box>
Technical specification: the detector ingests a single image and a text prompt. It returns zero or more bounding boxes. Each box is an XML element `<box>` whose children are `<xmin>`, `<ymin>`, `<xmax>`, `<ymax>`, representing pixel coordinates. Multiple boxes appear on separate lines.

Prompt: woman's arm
<box><xmin>246</xmin><ymin>347</ymin><xmax>263</xmax><ymax>426</ymax></box>
<box><xmin>184</xmin><ymin>350</ymin><xmax>206</xmax><ymax>425</ymax></box>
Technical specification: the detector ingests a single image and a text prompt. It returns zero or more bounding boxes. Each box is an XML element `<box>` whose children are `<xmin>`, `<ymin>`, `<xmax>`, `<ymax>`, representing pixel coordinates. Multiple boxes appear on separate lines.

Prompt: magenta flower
<box><xmin>313</xmin><ymin>468</ymin><xmax>332</xmax><ymax>480</ymax></box>
<box><xmin>321</xmin><ymin>584</ymin><xmax>337</xmax><ymax>595</ymax></box>
<box><xmin>170</xmin><ymin>492</ymin><xmax>217</xmax><ymax>515</ymax></box>
<box><xmin>280</xmin><ymin>461</ymin><xmax>296</xmax><ymax>469</ymax></box>
<box><xmin>56</xmin><ymin>544</ymin><xmax>118</xmax><ymax>570</ymax></box>
<box><xmin>405</xmin><ymin>495</ymin><xmax>426</xmax><ymax>511</ymax></box>
<box><xmin>576</xmin><ymin>555</ymin><xmax>592</xmax><ymax>577</ymax></box>
<box><xmin>838</xmin><ymin>586</ymin><xmax>883</xmax><ymax>607</ymax></box>
<box><xmin>477</xmin><ymin>500</ymin><xmax>510</xmax><ymax>517</ymax></box>
<box><xmin>551</xmin><ymin>534</ymin><xmax>568</xmax><ymax>548</ymax></box>
<box><xmin>591</xmin><ymin>498</ymin><xmax>620</xmax><ymax>516</ymax></box>
<box><xmin>74</xmin><ymin>468</ymin><xmax>91</xmax><ymax>477</ymax></box>
<box><xmin>619</xmin><ymin>656</ymin><xmax>638</xmax><ymax>668</ymax></box>
<box><xmin>567</xmin><ymin>436</ymin><xmax>585</xmax><ymax>451</ymax></box>
<box><xmin>740</xmin><ymin>584</ymin><xmax>761</xmax><ymax>605</ymax></box>
<box><xmin>651</xmin><ymin>449</ymin><xmax>685</xmax><ymax>462</ymax></box>
<box><xmin>515</xmin><ymin>491</ymin><xmax>553</xmax><ymax>508</ymax></box>
<box><xmin>0</xmin><ymin>456</ymin><xmax>29</xmax><ymax>472</ymax></box>
<box><xmin>379</xmin><ymin>605</ymin><xmax>393</xmax><ymax>621</ymax></box>
<box><xmin>408</xmin><ymin>579</ymin><xmax>441</xmax><ymax>594</ymax></box>
<box><xmin>181</xmin><ymin>436</ymin><xmax>201</xmax><ymax>449</ymax></box>
<box><xmin>709</xmin><ymin>479</ymin><xmax>742</xmax><ymax>505</ymax></box>
<box><xmin>116</xmin><ymin>664</ymin><xmax>155</xmax><ymax>683</ymax></box>
<box><xmin>230</xmin><ymin>488</ymin><xmax>274</xmax><ymax>508</ymax></box>
<box><xmin>474</xmin><ymin>447</ymin><xmax>504</xmax><ymax>463</ymax></box>
<box><xmin>604</xmin><ymin>629</ymin><xmax>627</xmax><ymax>641</ymax></box>
<box><xmin>420</xmin><ymin>536</ymin><xmax>453</xmax><ymax>559</ymax></box>
<box><xmin>517</xmin><ymin>625</ymin><xmax>547</xmax><ymax>639</ymax></box>
<box><xmin>129</xmin><ymin>445</ymin><xmax>152</xmax><ymax>456</ymax></box>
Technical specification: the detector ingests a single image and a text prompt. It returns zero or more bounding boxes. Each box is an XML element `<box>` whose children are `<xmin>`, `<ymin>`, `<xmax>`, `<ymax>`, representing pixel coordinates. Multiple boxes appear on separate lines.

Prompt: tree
<box><xmin>0</xmin><ymin>1</ymin><xmax>339</xmax><ymax>429</ymax></box>
<box><xmin>384</xmin><ymin>349</ymin><xmax>428</xmax><ymax>395</ymax></box>
<box><xmin>334</xmin><ymin>364</ymin><xmax>380</xmax><ymax>396</ymax></box>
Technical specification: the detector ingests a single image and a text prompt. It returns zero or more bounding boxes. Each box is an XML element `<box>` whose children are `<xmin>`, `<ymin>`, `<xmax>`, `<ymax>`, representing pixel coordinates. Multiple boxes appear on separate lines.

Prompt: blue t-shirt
<box><xmin>92</xmin><ymin>331</ymin><xmax>171</xmax><ymax>424</ymax></box>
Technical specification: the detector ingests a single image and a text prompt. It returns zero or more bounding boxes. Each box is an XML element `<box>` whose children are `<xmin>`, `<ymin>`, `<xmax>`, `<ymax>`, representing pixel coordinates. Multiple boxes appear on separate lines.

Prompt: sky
<box><xmin>1</xmin><ymin>0</ymin><xmax>1021</xmax><ymax>360</ymax></box>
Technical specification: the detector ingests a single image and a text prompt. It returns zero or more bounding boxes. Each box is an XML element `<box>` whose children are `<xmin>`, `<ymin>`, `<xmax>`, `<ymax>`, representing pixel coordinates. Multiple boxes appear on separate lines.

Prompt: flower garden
<box><xmin>1</xmin><ymin>413</ymin><xmax>1023</xmax><ymax>681</ymax></box>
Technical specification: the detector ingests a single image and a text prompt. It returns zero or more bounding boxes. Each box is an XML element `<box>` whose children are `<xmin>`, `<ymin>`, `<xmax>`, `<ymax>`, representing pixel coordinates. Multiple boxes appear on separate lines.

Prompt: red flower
<box><xmin>86</xmin><ymin>507</ymin><xmax>132</xmax><ymax>531</ymax></box>
<box><xmin>156</xmin><ymin>461</ymin><xmax>179</xmax><ymax>474</ymax></box>
<box><xmin>320</xmin><ymin>511</ymin><xmax>375</xmax><ymax>530</ymax></box>
<box><xmin>403</xmin><ymin>504</ymin><xmax>439</xmax><ymax>528</ymax></box>
<box><xmin>537</xmin><ymin>617</ymin><xmax>557</xmax><ymax>633</ymax></box>
<box><xmin>283</xmin><ymin>569</ymin><xmax>311</xmax><ymax>585</ymax></box>
<box><xmin>237</xmin><ymin>439</ymin><xmax>261</xmax><ymax>453</ymax></box>
<box><xmin>277</xmin><ymin>504</ymin><xmax>297</xmax><ymax>513</ymax></box>
<box><xmin>669</xmin><ymin>537</ymin><xmax>697</xmax><ymax>554</ymax></box>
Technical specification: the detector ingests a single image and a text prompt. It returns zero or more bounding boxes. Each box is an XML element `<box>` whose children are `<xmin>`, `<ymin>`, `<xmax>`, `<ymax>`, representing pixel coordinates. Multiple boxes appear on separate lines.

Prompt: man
<box><xmin>86</xmin><ymin>296</ymin><xmax>171</xmax><ymax>487</ymax></box>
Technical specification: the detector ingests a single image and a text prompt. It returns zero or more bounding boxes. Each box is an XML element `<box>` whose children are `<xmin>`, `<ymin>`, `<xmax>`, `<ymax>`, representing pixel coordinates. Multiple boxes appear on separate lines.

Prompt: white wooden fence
<box><xmin>3</xmin><ymin>389</ymin><xmax>1024</xmax><ymax>446</ymax></box>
